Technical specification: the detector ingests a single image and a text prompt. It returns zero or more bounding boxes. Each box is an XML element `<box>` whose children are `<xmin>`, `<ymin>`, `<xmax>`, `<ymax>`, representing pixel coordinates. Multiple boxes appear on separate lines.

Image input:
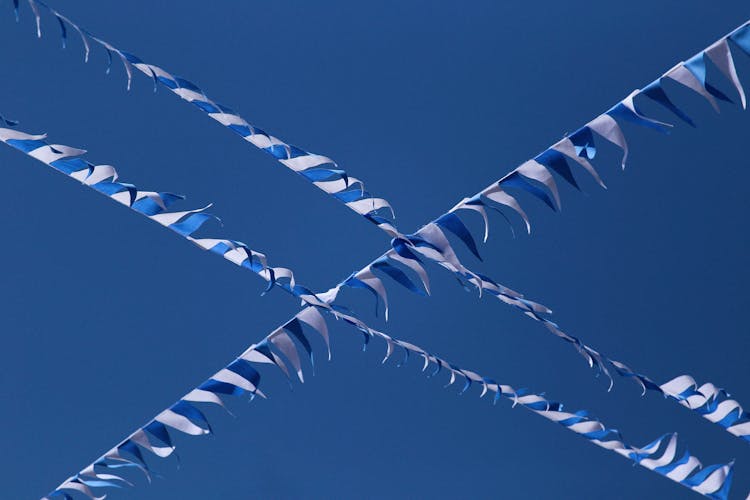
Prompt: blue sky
<box><xmin>1</xmin><ymin>1</ymin><xmax>748</xmax><ymax>498</ymax></box>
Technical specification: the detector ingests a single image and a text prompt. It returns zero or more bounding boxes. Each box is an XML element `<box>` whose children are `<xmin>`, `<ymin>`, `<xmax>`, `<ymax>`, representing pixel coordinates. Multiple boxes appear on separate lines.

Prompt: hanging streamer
<box><xmin>41</xmin><ymin>306</ymin><xmax>734</xmax><ymax>500</ymax></box>
<box><xmin>10</xmin><ymin>0</ymin><xmax>400</xmax><ymax>238</ymax></box>
<box><xmin>0</xmin><ymin>125</ymin><xmax>332</xmax><ymax>310</ymax></box>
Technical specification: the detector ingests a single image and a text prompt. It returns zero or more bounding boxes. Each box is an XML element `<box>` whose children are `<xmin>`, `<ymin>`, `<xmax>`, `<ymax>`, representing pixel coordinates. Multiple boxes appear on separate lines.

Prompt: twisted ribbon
<box><xmin>1</xmin><ymin>118</ymin><xmax>739</xmax><ymax>499</ymax></box>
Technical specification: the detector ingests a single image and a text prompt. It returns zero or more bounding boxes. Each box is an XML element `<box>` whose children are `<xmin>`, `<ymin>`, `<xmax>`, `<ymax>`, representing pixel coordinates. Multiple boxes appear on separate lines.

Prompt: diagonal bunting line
<box><xmin>301</xmin><ymin>19</ymin><xmax>750</xmax><ymax>443</ymax></box>
<box><xmin>3</xmin><ymin>3</ymin><xmax>748</xmax><ymax>497</ymax></box>
<box><xmin>0</xmin><ymin>115</ymin><xmax>740</xmax><ymax>499</ymax></box>
<box><xmin>39</xmin><ymin>305</ymin><xmax>736</xmax><ymax>500</ymax></box>
<box><xmin>7</xmin><ymin>0</ymin><xmax>750</xmax><ymax>443</ymax></box>
<box><xmin>4</xmin><ymin>0</ymin><xmax>559</xmax><ymax>392</ymax></box>
<box><xmin>11</xmin><ymin>0</ymin><xmax>401</xmax><ymax>238</ymax></box>
<box><xmin>0</xmin><ymin>126</ymin><xmax>334</xmax><ymax>312</ymax></box>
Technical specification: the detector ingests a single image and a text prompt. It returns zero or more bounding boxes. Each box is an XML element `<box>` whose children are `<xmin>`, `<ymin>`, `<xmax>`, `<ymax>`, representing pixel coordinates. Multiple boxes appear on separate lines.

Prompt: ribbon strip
<box><xmin>0</xmin><ymin>125</ymin><xmax>331</xmax><ymax>310</ymax></box>
<box><xmin>11</xmin><ymin>0</ymin><xmax>399</xmax><ymax>238</ymax></box>
<box><xmin>41</xmin><ymin>306</ymin><xmax>734</xmax><ymax>500</ymax></box>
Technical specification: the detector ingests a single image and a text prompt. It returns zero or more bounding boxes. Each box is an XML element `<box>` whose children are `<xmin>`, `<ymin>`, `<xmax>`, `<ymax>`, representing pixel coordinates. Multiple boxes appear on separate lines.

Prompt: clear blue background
<box><xmin>1</xmin><ymin>1</ymin><xmax>748</xmax><ymax>498</ymax></box>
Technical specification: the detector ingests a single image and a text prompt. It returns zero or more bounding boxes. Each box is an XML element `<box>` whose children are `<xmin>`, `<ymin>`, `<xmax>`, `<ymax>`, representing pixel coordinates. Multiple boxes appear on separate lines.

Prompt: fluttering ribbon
<box><xmin>0</xmin><ymin>126</ymin><xmax>331</xmax><ymax>310</ymax></box>
<box><xmin>10</xmin><ymin>0</ymin><xmax>400</xmax><ymax>238</ymax></box>
<box><xmin>41</xmin><ymin>306</ymin><xmax>735</xmax><ymax>500</ymax></box>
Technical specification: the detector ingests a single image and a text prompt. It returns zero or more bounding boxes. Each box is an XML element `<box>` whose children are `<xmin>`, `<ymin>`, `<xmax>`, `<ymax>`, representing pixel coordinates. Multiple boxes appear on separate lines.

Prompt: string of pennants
<box><xmin>4</xmin><ymin>1</ymin><xmax>749</xmax><ymax>498</ymax></box>
<box><xmin>8</xmin><ymin>2</ymin><xmax>750</xmax><ymax>443</ymax></box>
<box><xmin>39</xmin><ymin>305</ymin><xmax>735</xmax><ymax>500</ymax></box>
<box><xmin>4</xmin><ymin>113</ymin><xmax>747</xmax><ymax>453</ymax></box>
<box><xmin>311</xmin><ymin>20</ymin><xmax>750</xmax><ymax>444</ymax></box>
<box><xmin>12</xmin><ymin>0</ymin><xmax>401</xmax><ymax>238</ymax></box>
<box><xmin>0</xmin><ymin>119</ymin><xmax>743</xmax><ymax>499</ymax></box>
<box><xmin>0</xmin><ymin>127</ymin><xmax>333</xmax><ymax>311</ymax></box>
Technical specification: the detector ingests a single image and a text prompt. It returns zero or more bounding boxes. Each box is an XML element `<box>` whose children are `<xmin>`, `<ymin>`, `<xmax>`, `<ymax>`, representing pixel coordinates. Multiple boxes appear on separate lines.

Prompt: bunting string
<box><xmin>5</xmin><ymin>0</ymin><xmax>572</xmax><ymax>391</ymax></box>
<box><xmin>302</xmin><ymin>19</ymin><xmax>750</xmax><ymax>443</ymax></box>
<box><xmin>4</xmin><ymin>3</ymin><xmax>748</xmax><ymax>496</ymax></box>
<box><xmin>7</xmin><ymin>2</ymin><xmax>749</xmax><ymax>378</ymax></box>
<box><xmin>0</xmin><ymin>114</ymin><xmax>747</xmax><ymax>499</ymax></box>
<box><xmin>41</xmin><ymin>305</ymin><xmax>735</xmax><ymax>500</ymax></box>
<box><xmin>6</xmin><ymin>15</ymin><xmax>750</xmax><ymax>443</ymax></box>
<box><xmin>6</xmin><ymin>0</ymin><xmax>535</xmax><ymax>310</ymax></box>
<box><xmin>6</xmin><ymin>0</ymin><xmax>551</xmax><ymax>319</ymax></box>
<box><xmin>434</xmin><ymin>19</ymin><xmax>750</xmax><ymax>441</ymax></box>
<box><xmin>446</xmin><ymin>24</ymin><xmax>749</xmax><ymax>240</ymax></box>
<box><xmin>10</xmin><ymin>0</ymin><xmax>400</xmax><ymax>238</ymax></box>
<box><xmin>10</xmin><ymin>3</ymin><xmax>748</xmax><ymax>350</ymax></box>
<box><xmin>0</xmin><ymin>125</ymin><xmax>332</xmax><ymax>311</ymax></box>
<box><xmin>7</xmin><ymin>0</ymin><xmax>587</xmax><ymax>404</ymax></box>
<box><xmin>2</xmin><ymin>116</ymin><xmax>741</xmax><ymax>498</ymax></box>
<box><xmin>322</xmin><ymin>221</ymin><xmax>750</xmax><ymax>444</ymax></box>
<box><xmin>661</xmin><ymin>376</ymin><xmax>750</xmax><ymax>444</ymax></box>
